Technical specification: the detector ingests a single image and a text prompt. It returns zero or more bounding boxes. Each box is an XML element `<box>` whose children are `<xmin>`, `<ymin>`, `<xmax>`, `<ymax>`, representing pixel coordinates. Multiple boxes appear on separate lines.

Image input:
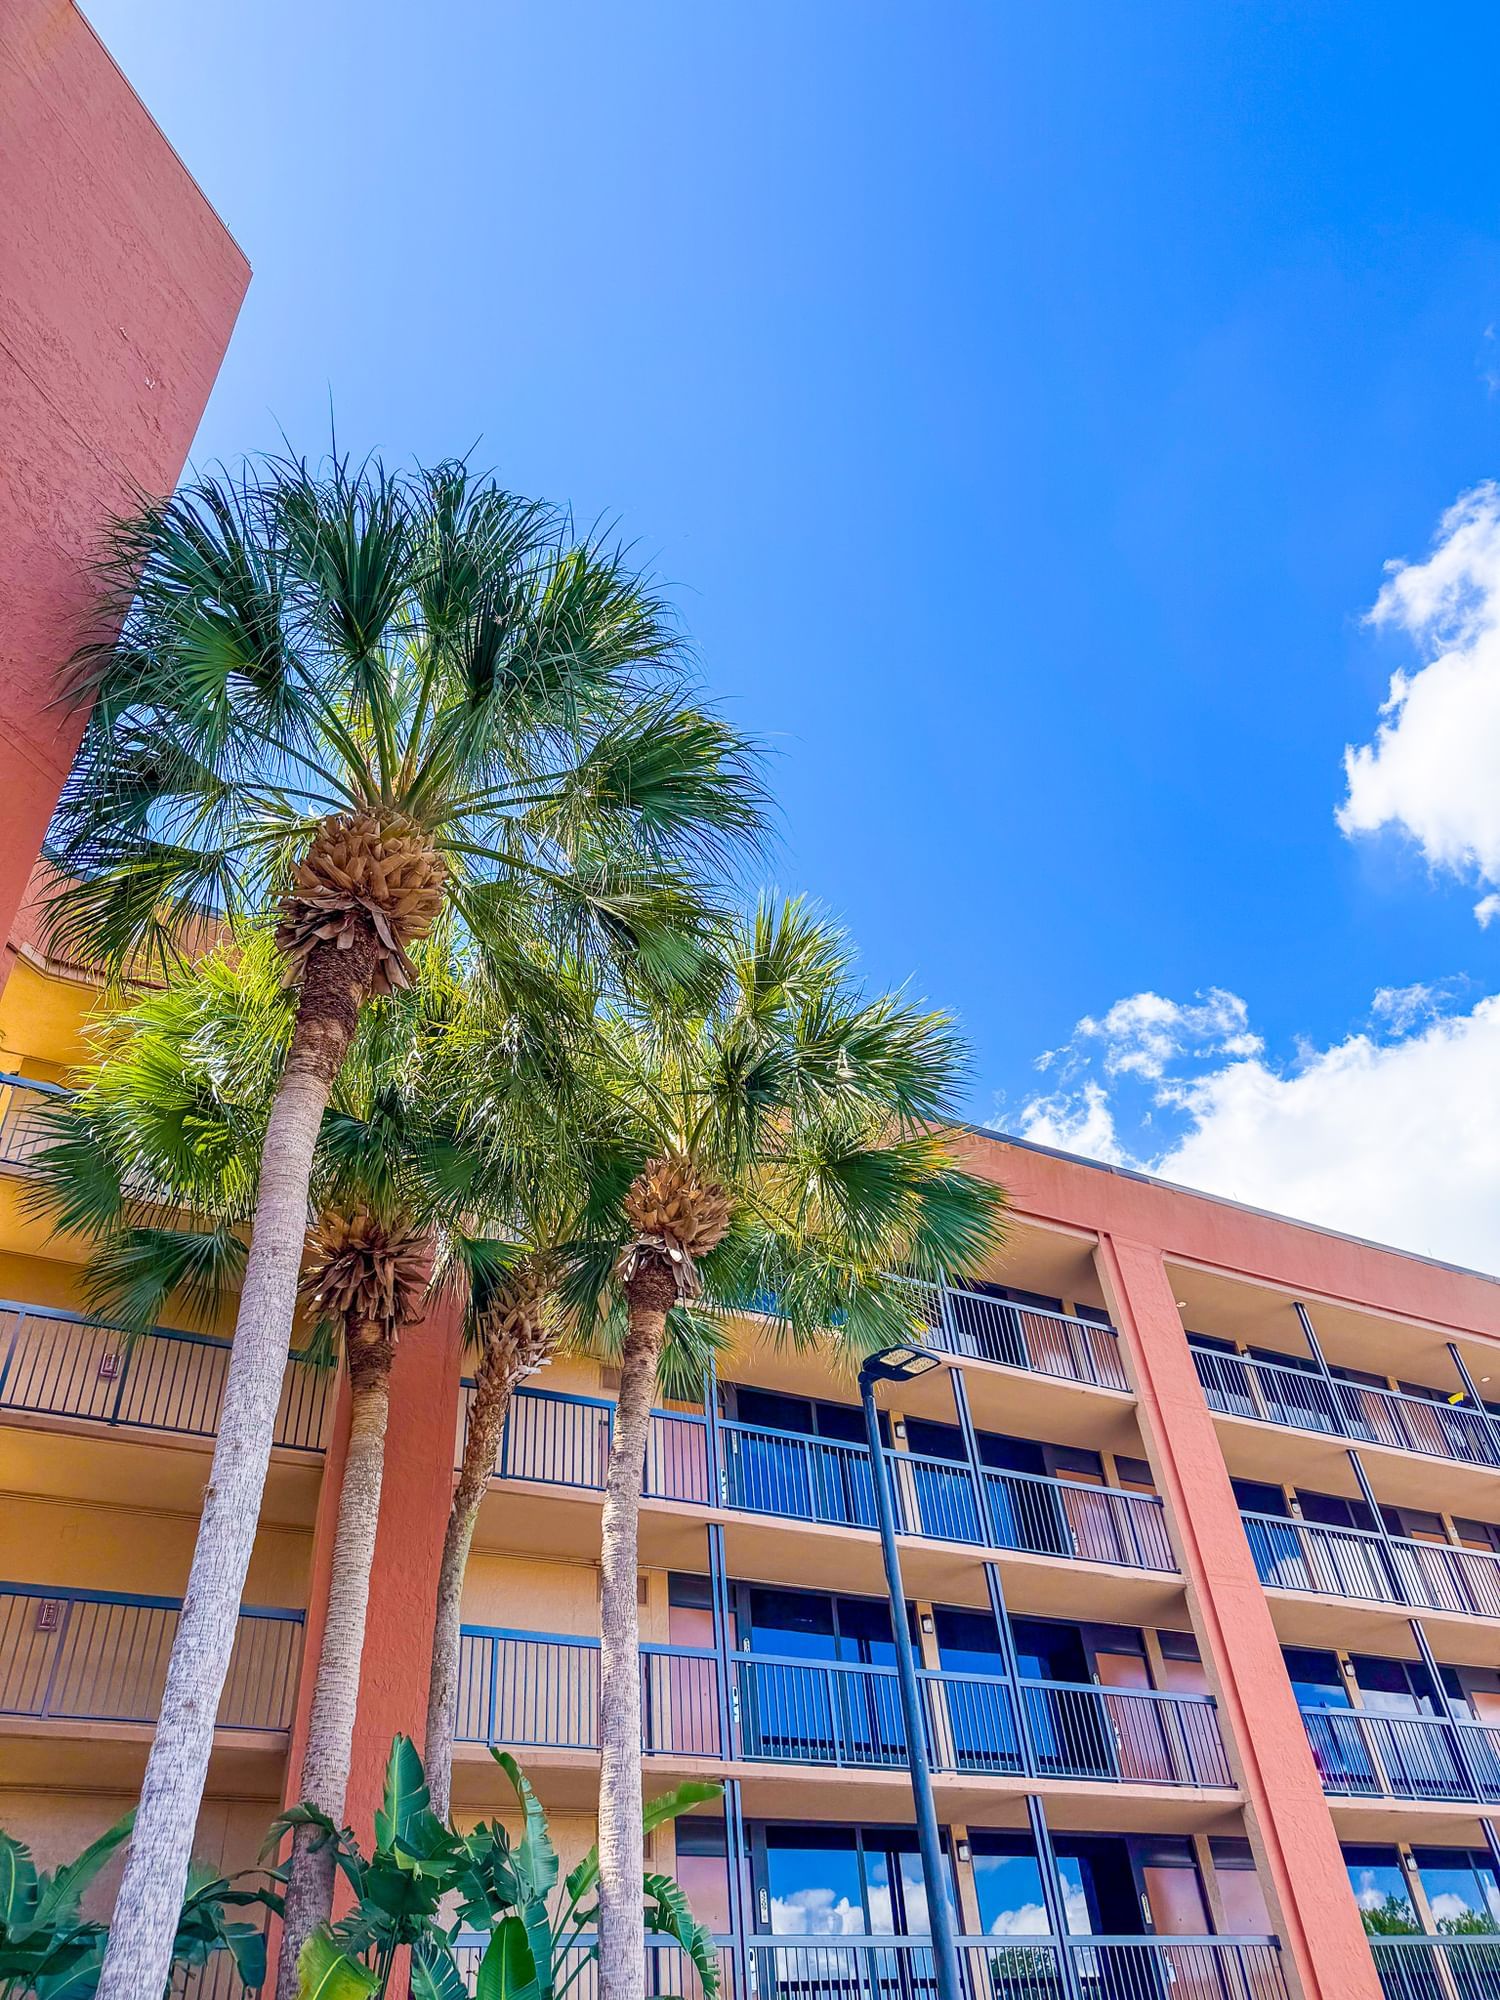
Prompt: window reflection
<box><xmin>1343</xmin><ymin>1847</ymin><xmax>1419</xmax><ymax>1935</ymax></box>
<box><xmin>1411</xmin><ymin>1849</ymin><xmax>1500</xmax><ymax>1934</ymax></box>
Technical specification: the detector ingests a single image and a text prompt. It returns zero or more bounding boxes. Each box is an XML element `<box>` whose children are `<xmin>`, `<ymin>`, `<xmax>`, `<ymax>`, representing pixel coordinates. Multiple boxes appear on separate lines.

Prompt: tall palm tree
<box><xmin>41</xmin><ymin>454</ymin><xmax>763</xmax><ymax>2000</ymax></box>
<box><xmin>564</xmin><ymin>901</ymin><xmax>1009</xmax><ymax>2000</ymax></box>
<box><xmin>28</xmin><ymin>931</ymin><xmax>571</xmax><ymax>1986</ymax></box>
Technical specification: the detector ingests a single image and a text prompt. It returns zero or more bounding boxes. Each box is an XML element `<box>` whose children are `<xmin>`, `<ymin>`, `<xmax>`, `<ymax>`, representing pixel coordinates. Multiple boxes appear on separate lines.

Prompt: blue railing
<box><xmin>1191</xmin><ymin>1343</ymin><xmax>1500</xmax><ymax>1471</ymax></box>
<box><xmin>454</xmin><ymin>1626</ymin><xmax>723</xmax><ymax>1758</ymax></box>
<box><xmin>0</xmin><ymin>1299</ymin><xmax>330</xmax><ymax>1451</ymax></box>
<box><xmin>0</xmin><ymin>1582</ymin><xmax>302</xmax><ymax>1730</ymax></box>
<box><xmin>897</xmin><ymin>1278</ymin><xmax>1128</xmax><ymax>1392</ymax></box>
<box><xmin>456</xmin><ymin>1629</ymin><xmax>1232</xmax><ymax>1788</ymax></box>
<box><xmin>1301</xmin><ymin>1704</ymin><xmax>1500</xmax><ymax>1805</ymax></box>
<box><xmin>1370</xmin><ymin>1935</ymin><xmax>1500</xmax><ymax>1999</ymax></box>
<box><xmin>470</xmin><ymin>1385</ymin><xmax>1178</xmax><ymax>1573</ymax></box>
<box><xmin>0</xmin><ymin>1071</ymin><xmax>66</xmax><ymax>1169</ymax></box>
<box><xmin>1243</xmin><ymin>1509</ymin><xmax>1500</xmax><ymax>1621</ymax></box>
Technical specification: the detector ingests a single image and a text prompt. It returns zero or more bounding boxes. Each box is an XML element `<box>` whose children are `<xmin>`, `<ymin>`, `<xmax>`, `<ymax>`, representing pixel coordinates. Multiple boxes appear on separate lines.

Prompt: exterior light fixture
<box><xmin>921</xmin><ymin>1614</ymin><xmax>934</xmax><ymax>1634</ymax></box>
<box><xmin>859</xmin><ymin>1343</ymin><xmax>943</xmax><ymax>1388</ymax></box>
<box><xmin>956</xmin><ymin>1839</ymin><xmax>972</xmax><ymax>1863</ymax></box>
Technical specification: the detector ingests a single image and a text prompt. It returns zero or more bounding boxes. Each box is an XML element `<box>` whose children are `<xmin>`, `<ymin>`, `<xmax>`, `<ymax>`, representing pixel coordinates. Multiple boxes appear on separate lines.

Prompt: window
<box><xmin>1343</xmin><ymin>1847</ymin><xmax>1419</xmax><ymax>1935</ymax></box>
<box><xmin>675</xmin><ymin>1819</ymin><xmax>731</xmax><ymax>1935</ymax></box>
<box><xmin>1281</xmin><ymin>1648</ymin><xmax>1349</xmax><ymax>1709</ymax></box>
<box><xmin>1209</xmin><ymin>1839</ymin><xmax>1270</xmax><ymax>1934</ymax></box>
<box><xmin>969</xmin><ymin>1834</ymin><xmax>1050</xmax><ymax>1938</ymax></box>
<box><xmin>754</xmin><ymin>1826</ymin><xmax>949</xmax><ymax>1938</ymax></box>
<box><xmin>1411</xmin><ymin>1848</ymin><xmax>1500</xmax><ymax>1935</ymax></box>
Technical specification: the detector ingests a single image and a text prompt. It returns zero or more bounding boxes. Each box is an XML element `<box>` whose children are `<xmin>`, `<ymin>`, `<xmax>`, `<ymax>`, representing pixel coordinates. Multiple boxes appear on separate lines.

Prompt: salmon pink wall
<box><xmin>0</xmin><ymin>0</ymin><xmax>248</xmax><ymax>985</ymax></box>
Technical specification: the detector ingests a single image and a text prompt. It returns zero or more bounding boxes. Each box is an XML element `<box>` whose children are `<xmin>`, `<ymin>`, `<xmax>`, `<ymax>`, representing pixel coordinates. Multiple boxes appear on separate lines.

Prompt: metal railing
<box><xmin>1243</xmin><ymin>1511</ymin><xmax>1500</xmax><ymax>1620</ymax></box>
<box><xmin>452</xmin><ymin>1937</ymin><xmax>735</xmax><ymax>2000</ymax></box>
<box><xmin>0</xmin><ymin>1071</ymin><xmax>66</xmax><ymax>1168</ymax></box>
<box><xmin>455</xmin><ymin>1630</ymin><xmax>1231</xmax><ymax>1788</ymax></box>
<box><xmin>1370</xmin><ymin>1935</ymin><xmax>1500</xmax><ymax>1999</ymax></box>
<box><xmin>1300</xmin><ymin>1705</ymin><xmax>1500</xmax><ymax>1805</ymax></box>
<box><xmin>0</xmin><ymin>1299</ymin><xmax>330</xmax><ymax>1451</ymax></box>
<box><xmin>0</xmin><ymin>1582</ymin><xmax>301</xmax><ymax>1730</ymax></box>
<box><xmin>899</xmin><ymin>1279</ymin><xmax>1128</xmax><ymax>1392</ymax></box>
<box><xmin>983</xmin><ymin>1467</ymin><xmax>1175</xmax><ymax>1572</ymax></box>
<box><xmin>744</xmin><ymin>1937</ymin><xmax>1287</xmax><ymax>2000</ymax></box>
<box><xmin>454</xmin><ymin>1627</ymin><xmax>723</xmax><ymax>1758</ymax></box>
<box><xmin>1296</xmin><ymin>1704</ymin><xmax>1500</xmax><ymax>1816</ymax></box>
<box><xmin>1191</xmin><ymin>1344</ymin><xmax>1500</xmax><ymax>1471</ymax></box>
<box><xmin>475</xmin><ymin>1386</ymin><xmax>1177</xmax><ymax>1575</ymax></box>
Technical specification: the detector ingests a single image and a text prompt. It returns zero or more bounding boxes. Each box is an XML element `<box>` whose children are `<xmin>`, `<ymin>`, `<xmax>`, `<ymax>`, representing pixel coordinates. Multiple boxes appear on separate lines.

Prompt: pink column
<box><xmin>1096</xmin><ymin>1232</ymin><xmax>1380</xmax><ymax>2000</ymax></box>
<box><xmin>0</xmin><ymin>0</ymin><xmax>248</xmax><ymax>984</ymax></box>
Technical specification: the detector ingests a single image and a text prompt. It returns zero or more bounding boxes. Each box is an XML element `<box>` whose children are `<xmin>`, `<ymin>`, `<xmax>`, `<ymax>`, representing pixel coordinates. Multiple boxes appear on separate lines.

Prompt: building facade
<box><xmin>4</xmin><ymin>894</ymin><xmax>1500</xmax><ymax>2000</ymax></box>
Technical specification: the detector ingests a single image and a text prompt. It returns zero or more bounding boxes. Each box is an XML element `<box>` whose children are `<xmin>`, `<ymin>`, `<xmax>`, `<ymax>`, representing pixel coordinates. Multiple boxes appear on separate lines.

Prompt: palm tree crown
<box><xmin>46</xmin><ymin>453</ymin><xmax>764</xmax><ymax>987</ymax></box>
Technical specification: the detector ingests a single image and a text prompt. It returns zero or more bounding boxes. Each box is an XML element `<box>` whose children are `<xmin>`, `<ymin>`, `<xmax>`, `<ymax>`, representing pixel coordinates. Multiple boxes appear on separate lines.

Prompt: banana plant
<box><xmin>0</xmin><ymin>1813</ymin><xmax>279</xmax><ymax>1998</ymax></box>
<box><xmin>276</xmin><ymin>1736</ymin><xmax>722</xmax><ymax>2000</ymax></box>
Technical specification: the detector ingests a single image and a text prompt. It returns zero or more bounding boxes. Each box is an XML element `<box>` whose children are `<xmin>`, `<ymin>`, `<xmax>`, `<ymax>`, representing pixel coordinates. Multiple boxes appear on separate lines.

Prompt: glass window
<box><xmin>1411</xmin><ymin>1850</ymin><xmax>1500</xmax><ymax>1934</ymax></box>
<box><xmin>970</xmin><ymin>1838</ymin><xmax>1050</xmax><ymax>1938</ymax></box>
<box><xmin>1351</xmin><ymin>1656</ymin><xmax>1435</xmax><ymax>1716</ymax></box>
<box><xmin>864</xmin><ymin>1837</ymin><xmax>931</xmax><ymax>1937</ymax></box>
<box><xmin>747</xmin><ymin>1589</ymin><xmax>836</xmax><ymax>1659</ymax></box>
<box><xmin>1282</xmin><ymin>1648</ymin><xmax>1349</xmax><ymax>1709</ymax></box>
<box><xmin>933</xmin><ymin>1606</ymin><xmax>1003</xmax><ymax>1673</ymax></box>
<box><xmin>1343</xmin><ymin>1847</ymin><xmax>1419</xmax><ymax>1935</ymax></box>
<box><xmin>763</xmin><ymin>1828</ymin><xmax>866</xmax><ymax>1936</ymax></box>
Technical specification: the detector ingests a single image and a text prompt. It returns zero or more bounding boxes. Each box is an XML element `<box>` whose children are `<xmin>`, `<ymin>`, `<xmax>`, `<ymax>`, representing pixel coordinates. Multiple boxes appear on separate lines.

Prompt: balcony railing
<box><xmin>454</xmin><ymin>1627</ymin><xmax>723</xmax><ymax>1758</ymax></box>
<box><xmin>1370</xmin><ymin>1935</ymin><xmax>1500</xmax><ymax>2000</ymax></box>
<box><xmin>0</xmin><ymin>1071</ymin><xmax>66</xmax><ymax>1169</ymax></box>
<box><xmin>1300</xmin><ymin>1704</ymin><xmax>1500</xmax><ymax>1805</ymax></box>
<box><xmin>455</xmin><ymin>1629</ymin><xmax>1232</xmax><ymax>1788</ymax></box>
<box><xmin>1243</xmin><ymin>1510</ymin><xmax>1500</xmax><ymax>1620</ymax></box>
<box><xmin>1191</xmin><ymin>1344</ymin><xmax>1500</xmax><ymax>1471</ymax></box>
<box><xmin>0</xmin><ymin>1582</ymin><xmax>301</xmax><ymax>1730</ymax></box>
<box><xmin>470</xmin><ymin>1385</ymin><xmax>1177</xmax><ymax>1574</ymax></box>
<box><xmin>899</xmin><ymin>1279</ymin><xmax>1128</xmax><ymax>1392</ymax></box>
<box><xmin>0</xmin><ymin>1299</ymin><xmax>331</xmax><ymax>1451</ymax></box>
<box><xmin>740</xmin><ymin>1938</ymin><xmax>1288</xmax><ymax>2000</ymax></box>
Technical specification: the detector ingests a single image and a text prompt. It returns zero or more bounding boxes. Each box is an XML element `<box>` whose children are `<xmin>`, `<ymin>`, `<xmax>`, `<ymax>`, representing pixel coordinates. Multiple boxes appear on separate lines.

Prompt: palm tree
<box><xmin>564</xmin><ymin>901</ymin><xmax>1009</xmax><ymax>2000</ymax></box>
<box><xmin>28</xmin><ymin>930</ymin><xmax>576</xmax><ymax>1985</ymax></box>
<box><xmin>40</xmin><ymin>454</ymin><xmax>763</xmax><ymax>2000</ymax></box>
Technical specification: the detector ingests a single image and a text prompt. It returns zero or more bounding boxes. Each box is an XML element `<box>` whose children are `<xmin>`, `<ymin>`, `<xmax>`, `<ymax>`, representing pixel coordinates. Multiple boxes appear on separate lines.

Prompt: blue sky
<box><xmin>87</xmin><ymin>2</ymin><xmax>1500</xmax><ymax>1264</ymax></box>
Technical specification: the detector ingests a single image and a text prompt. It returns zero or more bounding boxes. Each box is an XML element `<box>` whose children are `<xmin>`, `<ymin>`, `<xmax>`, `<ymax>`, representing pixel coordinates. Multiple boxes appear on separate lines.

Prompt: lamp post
<box><xmin>859</xmin><ymin>1344</ymin><xmax>965</xmax><ymax>2000</ymax></box>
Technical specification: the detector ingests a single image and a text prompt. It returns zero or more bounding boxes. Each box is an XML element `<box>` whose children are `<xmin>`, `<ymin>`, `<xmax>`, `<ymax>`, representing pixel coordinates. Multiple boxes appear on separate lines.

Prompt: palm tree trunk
<box><xmin>96</xmin><ymin>934</ymin><xmax>374</xmax><ymax>2000</ymax></box>
<box><xmin>596</xmin><ymin>1262</ymin><xmax>676</xmax><ymax>2000</ymax></box>
<box><xmin>277</xmin><ymin>1331</ymin><xmax>394</xmax><ymax>1994</ymax></box>
<box><xmin>423</xmin><ymin>1363</ymin><xmax>515</xmax><ymax>1822</ymax></box>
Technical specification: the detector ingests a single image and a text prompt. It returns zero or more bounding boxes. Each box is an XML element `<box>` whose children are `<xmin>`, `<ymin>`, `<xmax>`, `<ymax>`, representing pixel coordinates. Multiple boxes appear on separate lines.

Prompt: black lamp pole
<box><xmin>859</xmin><ymin>1350</ymin><xmax>965</xmax><ymax>2000</ymax></box>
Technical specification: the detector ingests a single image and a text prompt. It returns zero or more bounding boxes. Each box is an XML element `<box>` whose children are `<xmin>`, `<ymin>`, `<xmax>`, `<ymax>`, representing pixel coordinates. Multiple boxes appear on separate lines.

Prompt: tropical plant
<box><xmin>25</xmin><ymin>929</ymin><xmax>583</xmax><ymax>1985</ymax></box>
<box><xmin>272</xmin><ymin>1735</ymin><xmax>721</xmax><ymax>2000</ymax></box>
<box><xmin>44</xmin><ymin>452</ymin><xmax>763</xmax><ymax>1999</ymax></box>
<box><xmin>561</xmin><ymin>899</ymin><xmax>1009</xmax><ymax>2000</ymax></box>
<box><xmin>0</xmin><ymin>1813</ymin><xmax>280</xmax><ymax>1998</ymax></box>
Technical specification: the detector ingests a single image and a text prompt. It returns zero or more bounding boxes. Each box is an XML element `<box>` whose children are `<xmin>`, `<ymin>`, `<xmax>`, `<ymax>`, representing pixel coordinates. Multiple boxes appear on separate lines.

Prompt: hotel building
<box><xmin>5</xmin><ymin>874</ymin><xmax>1500</xmax><ymax>2000</ymax></box>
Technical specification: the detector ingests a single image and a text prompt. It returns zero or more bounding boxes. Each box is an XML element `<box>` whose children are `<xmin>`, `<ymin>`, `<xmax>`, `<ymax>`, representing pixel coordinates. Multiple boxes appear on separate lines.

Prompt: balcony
<box><xmin>1242</xmin><ymin>1510</ymin><xmax>1500</xmax><ymax>1621</ymax></box>
<box><xmin>0</xmin><ymin>1300</ymin><xmax>330</xmax><ymax>1451</ymax></box>
<box><xmin>454</xmin><ymin>1628</ymin><xmax>1232</xmax><ymax>1789</ymax></box>
<box><xmin>0</xmin><ymin>1070</ymin><xmax>66</xmax><ymax>1169</ymax></box>
<box><xmin>447</xmin><ymin>1934</ymin><xmax>1289</xmax><ymax>2000</ymax></box>
<box><xmin>0</xmin><ymin>1582</ymin><xmax>302</xmax><ymax>1731</ymax></box>
<box><xmin>1191</xmin><ymin>1345</ymin><xmax>1500</xmax><ymax>1472</ymax></box>
<box><xmin>1300</xmin><ymin>1705</ymin><xmax>1500</xmax><ymax>1806</ymax></box>
<box><xmin>471</xmin><ymin>1387</ymin><xmax>1177</xmax><ymax>1575</ymax></box>
<box><xmin>901</xmin><ymin>1280</ymin><xmax>1128</xmax><ymax>1393</ymax></box>
<box><xmin>1369</xmin><ymin>1935</ymin><xmax>1500</xmax><ymax>1999</ymax></box>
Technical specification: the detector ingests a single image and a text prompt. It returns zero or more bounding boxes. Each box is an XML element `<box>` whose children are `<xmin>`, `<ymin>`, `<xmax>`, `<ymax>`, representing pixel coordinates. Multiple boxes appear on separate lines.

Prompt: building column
<box><xmin>0</xmin><ymin>0</ymin><xmax>249</xmax><ymax>990</ymax></box>
<box><xmin>1094</xmin><ymin>1233</ymin><xmax>1380</xmax><ymax>2000</ymax></box>
<box><xmin>283</xmin><ymin>1291</ymin><xmax>466</xmax><ymax>1848</ymax></box>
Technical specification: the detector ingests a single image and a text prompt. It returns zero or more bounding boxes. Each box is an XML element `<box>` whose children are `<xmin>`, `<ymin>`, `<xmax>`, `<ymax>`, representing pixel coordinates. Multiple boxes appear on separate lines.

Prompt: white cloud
<box><xmin>1476</xmin><ymin>893</ymin><xmax>1500</xmax><ymax>928</ymax></box>
<box><xmin>1071</xmin><ymin>989</ymin><xmax>1261</xmax><ymax>1080</ymax></box>
<box><xmin>1340</xmin><ymin>483</ymin><xmax>1500</xmax><ymax>884</ymax></box>
<box><xmin>1012</xmin><ymin>986</ymin><xmax>1500</xmax><ymax>1271</ymax></box>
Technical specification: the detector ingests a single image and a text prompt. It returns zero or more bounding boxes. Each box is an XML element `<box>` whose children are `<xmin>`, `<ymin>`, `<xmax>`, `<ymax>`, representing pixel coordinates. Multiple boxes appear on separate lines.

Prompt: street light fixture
<box><xmin>858</xmin><ymin>1345</ymin><xmax>964</xmax><ymax>2000</ymax></box>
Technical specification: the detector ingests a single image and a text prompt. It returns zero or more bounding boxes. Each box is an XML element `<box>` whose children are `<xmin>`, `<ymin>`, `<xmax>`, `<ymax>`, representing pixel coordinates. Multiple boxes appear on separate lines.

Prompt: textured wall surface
<box><xmin>0</xmin><ymin>0</ymin><xmax>248</xmax><ymax>979</ymax></box>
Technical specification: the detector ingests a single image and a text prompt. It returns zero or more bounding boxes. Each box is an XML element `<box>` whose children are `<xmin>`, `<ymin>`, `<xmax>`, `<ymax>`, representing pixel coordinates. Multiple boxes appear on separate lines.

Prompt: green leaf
<box><xmin>490</xmin><ymin>1752</ymin><xmax>558</xmax><ymax>1901</ymax></box>
<box><xmin>296</xmin><ymin>1925</ymin><xmax>380</xmax><ymax>2000</ymax></box>
<box><xmin>565</xmin><ymin>1784</ymin><xmax>722</xmax><ymax>1906</ymax></box>
<box><xmin>644</xmin><ymin>1873</ymin><xmax>721</xmax><ymax>1999</ymax></box>
<box><xmin>0</xmin><ymin>1828</ymin><xmax>39</xmax><ymax>1930</ymax></box>
<box><xmin>476</xmin><ymin>1914</ymin><xmax>541</xmax><ymax>2000</ymax></box>
<box><xmin>410</xmin><ymin>1935</ymin><xmax>471</xmax><ymax>2000</ymax></box>
<box><xmin>374</xmin><ymin>1735</ymin><xmax>430</xmax><ymax>1851</ymax></box>
<box><xmin>33</xmin><ymin>1811</ymin><xmax>135</xmax><ymax>1932</ymax></box>
<box><xmin>30</xmin><ymin>1935</ymin><xmax>107</xmax><ymax>2000</ymax></box>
